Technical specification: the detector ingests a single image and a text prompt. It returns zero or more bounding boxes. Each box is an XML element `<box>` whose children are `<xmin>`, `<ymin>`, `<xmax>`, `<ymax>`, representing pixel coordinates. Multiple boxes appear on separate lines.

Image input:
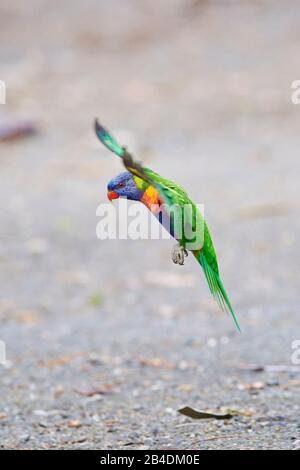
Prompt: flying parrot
<box><xmin>94</xmin><ymin>119</ymin><xmax>240</xmax><ymax>332</ymax></box>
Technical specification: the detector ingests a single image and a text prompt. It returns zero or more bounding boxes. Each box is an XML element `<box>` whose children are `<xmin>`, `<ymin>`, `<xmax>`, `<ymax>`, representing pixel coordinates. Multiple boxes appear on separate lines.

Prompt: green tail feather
<box><xmin>196</xmin><ymin>251</ymin><xmax>241</xmax><ymax>332</ymax></box>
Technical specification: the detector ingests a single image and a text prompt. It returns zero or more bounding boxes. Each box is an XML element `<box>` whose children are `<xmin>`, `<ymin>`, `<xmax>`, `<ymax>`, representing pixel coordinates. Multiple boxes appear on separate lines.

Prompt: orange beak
<box><xmin>107</xmin><ymin>190</ymin><xmax>119</xmax><ymax>201</ymax></box>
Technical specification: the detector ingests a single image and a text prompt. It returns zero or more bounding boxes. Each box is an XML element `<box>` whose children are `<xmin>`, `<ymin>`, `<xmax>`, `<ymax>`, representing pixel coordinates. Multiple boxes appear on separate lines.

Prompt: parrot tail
<box><xmin>194</xmin><ymin>251</ymin><xmax>241</xmax><ymax>332</ymax></box>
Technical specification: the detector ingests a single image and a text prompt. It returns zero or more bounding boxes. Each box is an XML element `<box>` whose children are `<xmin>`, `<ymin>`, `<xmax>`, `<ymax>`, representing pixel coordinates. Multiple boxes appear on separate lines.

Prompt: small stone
<box><xmin>68</xmin><ymin>420</ymin><xmax>82</xmax><ymax>428</ymax></box>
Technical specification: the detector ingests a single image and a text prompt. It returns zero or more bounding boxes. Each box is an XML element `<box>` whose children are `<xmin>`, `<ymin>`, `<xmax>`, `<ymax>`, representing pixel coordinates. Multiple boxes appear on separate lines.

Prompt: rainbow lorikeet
<box><xmin>95</xmin><ymin>119</ymin><xmax>240</xmax><ymax>332</ymax></box>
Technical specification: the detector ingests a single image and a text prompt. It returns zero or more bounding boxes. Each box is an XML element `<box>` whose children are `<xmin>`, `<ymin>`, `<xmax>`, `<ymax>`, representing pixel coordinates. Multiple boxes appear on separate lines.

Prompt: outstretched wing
<box><xmin>94</xmin><ymin>120</ymin><xmax>125</xmax><ymax>158</ymax></box>
<box><xmin>95</xmin><ymin>119</ymin><xmax>180</xmax><ymax>207</ymax></box>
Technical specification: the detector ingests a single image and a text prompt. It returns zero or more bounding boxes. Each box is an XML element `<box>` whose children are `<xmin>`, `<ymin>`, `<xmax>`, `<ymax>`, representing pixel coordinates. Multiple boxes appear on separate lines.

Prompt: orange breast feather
<box><xmin>141</xmin><ymin>186</ymin><xmax>161</xmax><ymax>213</ymax></box>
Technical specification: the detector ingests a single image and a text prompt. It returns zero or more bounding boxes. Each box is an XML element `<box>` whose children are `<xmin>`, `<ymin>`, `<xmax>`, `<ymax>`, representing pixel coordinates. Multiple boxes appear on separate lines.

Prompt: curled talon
<box><xmin>171</xmin><ymin>244</ymin><xmax>188</xmax><ymax>266</ymax></box>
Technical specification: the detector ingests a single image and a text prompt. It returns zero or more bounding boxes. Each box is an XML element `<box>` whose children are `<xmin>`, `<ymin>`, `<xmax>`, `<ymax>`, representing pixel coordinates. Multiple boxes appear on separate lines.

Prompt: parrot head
<box><xmin>107</xmin><ymin>171</ymin><xmax>144</xmax><ymax>201</ymax></box>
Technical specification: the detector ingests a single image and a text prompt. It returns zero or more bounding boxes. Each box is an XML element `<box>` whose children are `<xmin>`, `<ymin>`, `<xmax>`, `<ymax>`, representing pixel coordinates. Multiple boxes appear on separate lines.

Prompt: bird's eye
<box><xmin>117</xmin><ymin>182</ymin><xmax>124</xmax><ymax>188</ymax></box>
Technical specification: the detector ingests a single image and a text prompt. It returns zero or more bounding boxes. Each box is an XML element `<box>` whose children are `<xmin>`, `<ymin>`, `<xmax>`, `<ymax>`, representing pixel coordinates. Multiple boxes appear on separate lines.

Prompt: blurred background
<box><xmin>0</xmin><ymin>0</ymin><xmax>300</xmax><ymax>450</ymax></box>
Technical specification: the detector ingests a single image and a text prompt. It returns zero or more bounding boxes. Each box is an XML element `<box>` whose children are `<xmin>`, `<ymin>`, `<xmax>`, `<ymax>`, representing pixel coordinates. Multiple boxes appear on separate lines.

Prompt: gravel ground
<box><xmin>0</xmin><ymin>0</ymin><xmax>300</xmax><ymax>450</ymax></box>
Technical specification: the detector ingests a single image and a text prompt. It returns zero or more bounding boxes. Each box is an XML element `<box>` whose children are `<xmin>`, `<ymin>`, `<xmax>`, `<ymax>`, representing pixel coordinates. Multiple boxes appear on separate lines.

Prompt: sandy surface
<box><xmin>0</xmin><ymin>0</ymin><xmax>300</xmax><ymax>449</ymax></box>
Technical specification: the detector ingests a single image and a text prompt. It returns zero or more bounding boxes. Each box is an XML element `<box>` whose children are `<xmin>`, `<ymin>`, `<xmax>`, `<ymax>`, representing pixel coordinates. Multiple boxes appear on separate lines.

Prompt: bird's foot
<box><xmin>171</xmin><ymin>244</ymin><xmax>188</xmax><ymax>265</ymax></box>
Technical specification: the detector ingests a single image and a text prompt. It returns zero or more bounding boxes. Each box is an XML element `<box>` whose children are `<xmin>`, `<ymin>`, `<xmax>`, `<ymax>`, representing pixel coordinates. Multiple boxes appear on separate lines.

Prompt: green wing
<box><xmin>94</xmin><ymin>118</ymin><xmax>181</xmax><ymax>207</ymax></box>
<box><xmin>94</xmin><ymin>119</ymin><xmax>125</xmax><ymax>157</ymax></box>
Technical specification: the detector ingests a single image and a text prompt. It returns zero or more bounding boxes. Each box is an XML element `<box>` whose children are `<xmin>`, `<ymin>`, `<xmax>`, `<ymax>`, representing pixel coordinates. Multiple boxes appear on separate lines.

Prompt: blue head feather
<box><xmin>107</xmin><ymin>171</ymin><xmax>144</xmax><ymax>201</ymax></box>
